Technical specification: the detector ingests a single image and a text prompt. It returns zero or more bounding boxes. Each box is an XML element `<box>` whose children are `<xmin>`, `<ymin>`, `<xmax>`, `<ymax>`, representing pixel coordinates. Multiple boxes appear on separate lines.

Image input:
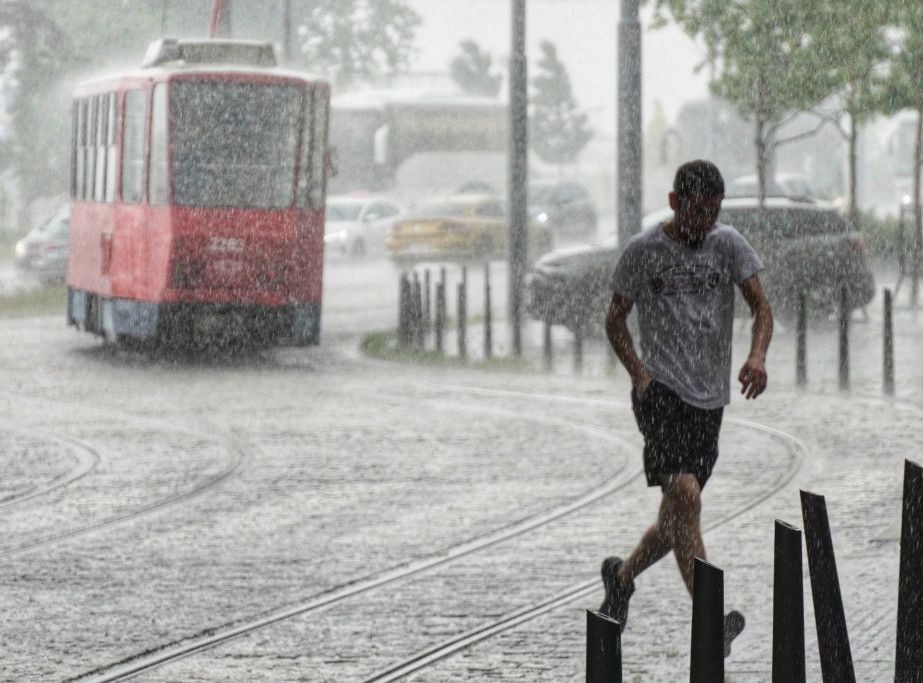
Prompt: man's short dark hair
<box><xmin>673</xmin><ymin>160</ymin><xmax>725</xmax><ymax>200</ymax></box>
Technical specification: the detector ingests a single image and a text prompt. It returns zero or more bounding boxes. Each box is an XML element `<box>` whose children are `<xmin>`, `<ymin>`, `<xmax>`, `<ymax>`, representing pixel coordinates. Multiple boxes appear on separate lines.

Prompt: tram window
<box><xmin>309</xmin><ymin>90</ymin><xmax>328</xmax><ymax>210</ymax></box>
<box><xmin>105</xmin><ymin>92</ymin><xmax>117</xmax><ymax>202</ymax></box>
<box><xmin>85</xmin><ymin>97</ymin><xmax>97</xmax><ymax>200</ymax></box>
<box><xmin>94</xmin><ymin>94</ymin><xmax>108</xmax><ymax>202</ymax></box>
<box><xmin>171</xmin><ymin>81</ymin><xmax>301</xmax><ymax>208</ymax></box>
<box><xmin>296</xmin><ymin>90</ymin><xmax>313</xmax><ymax>209</ymax></box>
<box><xmin>121</xmin><ymin>90</ymin><xmax>145</xmax><ymax>204</ymax></box>
<box><xmin>72</xmin><ymin>99</ymin><xmax>87</xmax><ymax>199</ymax></box>
<box><xmin>149</xmin><ymin>83</ymin><xmax>168</xmax><ymax>206</ymax></box>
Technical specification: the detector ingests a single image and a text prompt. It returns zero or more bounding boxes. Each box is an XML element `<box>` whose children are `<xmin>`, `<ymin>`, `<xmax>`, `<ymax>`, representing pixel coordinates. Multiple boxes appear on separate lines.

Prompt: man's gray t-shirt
<box><xmin>610</xmin><ymin>221</ymin><xmax>764</xmax><ymax>409</ymax></box>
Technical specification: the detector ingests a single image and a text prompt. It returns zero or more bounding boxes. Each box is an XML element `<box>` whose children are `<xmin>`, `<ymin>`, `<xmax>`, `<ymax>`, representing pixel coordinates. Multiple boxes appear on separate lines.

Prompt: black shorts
<box><xmin>631</xmin><ymin>380</ymin><xmax>723</xmax><ymax>490</ymax></box>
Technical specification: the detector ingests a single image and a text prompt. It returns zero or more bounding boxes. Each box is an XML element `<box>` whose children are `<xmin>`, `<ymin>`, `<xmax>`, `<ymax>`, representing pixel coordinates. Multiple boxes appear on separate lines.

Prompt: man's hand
<box><xmin>738</xmin><ymin>355</ymin><xmax>767</xmax><ymax>399</ymax></box>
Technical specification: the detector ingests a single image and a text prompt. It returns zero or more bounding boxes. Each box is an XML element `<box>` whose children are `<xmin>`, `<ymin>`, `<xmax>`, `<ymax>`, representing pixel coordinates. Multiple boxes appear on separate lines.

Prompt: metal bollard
<box><xmin>457</xmin><ymin>280</ymin><xmax>467</xmax><ymax>360</ymax></box>
<box><xmin>423</xmin><ymin>269</ymin><xmax>431</xmax><ymax>335</ymax></box>
<box><xmin>796</xmin><ymin>291</ymin><xmax>807</xmax><ymax>388</ymax></box>
<box><xmin>895</xmin><ymin>460</ymin><xmax>923</xmax><ymax>681</ymax></box>
<box><xmin>586</xmin><ymin>609</ymin><xmax>622</xmax><ymax>683</ymax></box>
<box><xmin>690</xmin><ymin>558</ymin><xmax>724</xmax><ymax>683</ymax></box>
<box><xmin>543</xmin><ymin>319</ymin><xmax>553</xmax><ymax>372</ymax></box>
<box><xmin>484</xmin><ymin>262</ymin><xmax>492</xmax><ymax>359</ymax></box>
<box><xmin>800</xmin><ymin>490</ymin><xmax>855</xmax><ymax>682</ymax></box>
<box><xmin>884</xmin><ymin>289</ymin><xmax>894</xmax><ymax>396</ymax></box>
<box><xmin>574</xmin><ymin>328</ymin><xmax>584</xmax><ymax>374</ymax></box>
<box><xmin>398</xmin><ymin>273</ymin><xmax>411</xmax><ymax>347</ymax></box>
<box><xmin>838</xmin><ymin>287</ymin><xmax>850</xmax><ymax>391</ymax></box>
<box><xmin>772</xmin><ymin>520</ymin><xmax>806</xmax><ymax>683</ymax></box>
<box><xmin>411</xmin><ymin>272</ymin><xmax>423</xmax><ymax>349</ymax></box>
<box><xmin>434</xmin><ymin>281</ymin><xmax>445</xmax><ymax>353</ymax></box>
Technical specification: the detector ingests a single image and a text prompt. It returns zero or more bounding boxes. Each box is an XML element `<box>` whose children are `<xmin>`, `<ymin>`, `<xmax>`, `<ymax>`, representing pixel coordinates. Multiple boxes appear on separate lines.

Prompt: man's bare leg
<box><xmin>618</xmin><ymin>473</ymin><xmax>704</xmax><ymax>596</ymax></box>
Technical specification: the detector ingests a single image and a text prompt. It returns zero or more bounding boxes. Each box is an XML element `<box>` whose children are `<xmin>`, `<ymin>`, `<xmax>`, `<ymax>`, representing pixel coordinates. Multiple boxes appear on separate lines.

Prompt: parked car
<box><xmin>13</xmin><ymin>207</ymin><xmax>69</xmax><ymax>283</ymax></box>
<box><xmin>385</xmin><ymin>193</ymin><xmax>554</xmax><ymax>264</ymax></box>
<box><xmin>726</xmin><ymin>174</ymin><xmax>823</xmax><ymax>202</ymax></box>
<box><xmin>526</xmin><ymin>197</ymin><xmax>876</xmax><ymax>335</ymax></box>
<box><xmin>324</xmin><ymin>195</ymin><xmax>404</xmax><ymax>256</ymax></box>
<box><xmin>528</xmin><ymin>179</ymin><xmax>598</xmax><ymax>237</ymax></box>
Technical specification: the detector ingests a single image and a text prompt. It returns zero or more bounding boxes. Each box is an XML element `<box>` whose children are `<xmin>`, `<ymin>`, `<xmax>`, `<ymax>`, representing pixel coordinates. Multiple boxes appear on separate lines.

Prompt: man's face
<box><xmin>670</xmin><ymin>192</ymin><xmax>723</xmax><ymax>243</ymax></box>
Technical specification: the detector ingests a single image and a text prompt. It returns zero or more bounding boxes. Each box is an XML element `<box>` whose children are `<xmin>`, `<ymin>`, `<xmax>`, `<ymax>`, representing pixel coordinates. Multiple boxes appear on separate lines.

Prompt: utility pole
<box><xmin>617</xmin><ymin>0</ymin><xmax>642</xmax><ymax>247</ymax></box>
<box><xmin>281</xmin><ymin>0</ymin><xmax>292</xmax><ymax>66</ymax></box>
<box><xmin>508</xmin><ymin>0</ymin><xmax>528</xmax><ymax>357</ymax></box>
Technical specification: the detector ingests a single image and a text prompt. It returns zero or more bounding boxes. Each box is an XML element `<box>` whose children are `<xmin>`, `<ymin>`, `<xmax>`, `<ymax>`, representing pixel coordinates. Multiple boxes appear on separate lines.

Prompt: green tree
<box><xmin>449</xmin><ymin>40</ymin><xmax>502</xmax><ymax>97</ymax></box>
<box><xmin>529</xmin><ymin>40</ymin><xmax>592</xmax><ymax>167</ymax></box>
<box><xmin>881</xmin><ymin>0</ymin><xmax>923</xmax><ymax>294</ymax></box>
<box><xmin>647</xmin><ymin>0</ymin><xmax>840</xmax><ymax>205</ymax></box>
<box><xmin>292</xmin><ymin>0</ymin><xmax>420</xmax><ymax>89</ymax></box>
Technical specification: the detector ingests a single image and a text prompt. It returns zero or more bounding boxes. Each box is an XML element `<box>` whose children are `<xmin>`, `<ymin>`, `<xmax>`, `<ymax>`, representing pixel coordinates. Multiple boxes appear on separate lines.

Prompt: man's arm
<box><xmin>605</xmin><ymin>293</ymin><xmax>651</xmax><ymax>396</ymax></box>
<box><xmin>737</xmin><ymin>274</ymin><xmax>773</xmax><ymax>399</ymax></box>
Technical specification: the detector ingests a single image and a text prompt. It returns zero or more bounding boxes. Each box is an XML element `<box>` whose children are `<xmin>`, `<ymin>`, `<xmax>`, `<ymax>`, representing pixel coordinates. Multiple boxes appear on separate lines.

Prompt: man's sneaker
<box><xmin>599</xmin><ymin>556</ymin><xmax>635</xmax><ymax>632</ymax></box>
<box><xmin>724</xmin><ymin>610</ymin><xmax>745</xmax><ymax>657</ymax></box>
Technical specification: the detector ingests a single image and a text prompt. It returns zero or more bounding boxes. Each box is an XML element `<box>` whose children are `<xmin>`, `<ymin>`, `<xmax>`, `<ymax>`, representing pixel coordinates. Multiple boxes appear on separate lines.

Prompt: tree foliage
<box><xmin>292</xmin><ymin>0</ymin><xmax>421</xmax><ymax>89</ymax></box>
<box><xmin>449</xmin><ymin>40</ymin><xmax>502</xmax><ymax>97</ymax></box>
<box><xmin>529</xmin><ymin>40</ymin><xmax>592</xmax><ymax>167</ymax></box>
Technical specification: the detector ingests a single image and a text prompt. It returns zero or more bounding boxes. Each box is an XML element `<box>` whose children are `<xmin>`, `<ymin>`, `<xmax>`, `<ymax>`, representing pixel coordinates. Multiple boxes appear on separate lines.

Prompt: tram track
<box><xmin>67</xmin><ymin>389</ymin><xmax>808</xmax><ymax>682</ymax></box>
<box><xmin>0</xmin><ymin>397</ymin><xmax>248</xmax><ymax>559</ymax></box>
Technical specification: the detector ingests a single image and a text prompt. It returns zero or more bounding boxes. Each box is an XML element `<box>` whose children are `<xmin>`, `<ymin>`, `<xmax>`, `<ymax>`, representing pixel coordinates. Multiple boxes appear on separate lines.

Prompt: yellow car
<box><xmin>385</xmin><ymin>194</ymin><xmax>553</xmax><ymax>264</ymax></box>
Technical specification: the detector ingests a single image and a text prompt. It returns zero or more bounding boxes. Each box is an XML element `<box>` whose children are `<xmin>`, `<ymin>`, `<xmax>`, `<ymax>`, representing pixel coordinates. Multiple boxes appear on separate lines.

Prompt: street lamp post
<box><xmin>617</xmin><ymin>0</ymin><xmax>642</xmax><ymax>247</ymax></box>
<box><xmin>509</xmin><ymin>0</ymin><xmax>528</xmax><ymax>357</ymax></box>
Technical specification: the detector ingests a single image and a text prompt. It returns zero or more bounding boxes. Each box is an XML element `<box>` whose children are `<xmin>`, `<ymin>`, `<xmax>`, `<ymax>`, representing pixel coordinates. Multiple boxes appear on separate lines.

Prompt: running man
<box><xmin>600</xmin><ymin>159</ymin><xmax>773</xmax><ymax>657</ymax></box>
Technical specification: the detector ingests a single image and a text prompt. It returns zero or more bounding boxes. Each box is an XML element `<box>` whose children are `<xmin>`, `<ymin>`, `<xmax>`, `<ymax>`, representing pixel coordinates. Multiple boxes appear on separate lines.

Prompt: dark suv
<box><xmin>526</xmin><ymin>197</ymin><xmax>876</xmax><ymax>334</ymax></box>
<box><xmin>528</xmin><ymin>180</ymin><xmax>597</xmax><ymax>237</ymax></box>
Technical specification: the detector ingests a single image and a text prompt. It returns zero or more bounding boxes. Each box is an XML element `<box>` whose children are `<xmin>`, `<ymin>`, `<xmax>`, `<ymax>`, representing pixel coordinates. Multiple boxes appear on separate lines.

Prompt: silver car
<box><xmin>13</xmin><ymin>207</ymin><xmax>69</xmax><ymax>283</ymax></box>
<box><xmin>324</xmin><ymin>196</ymin><xmax>404</xmax><ymax>257</ymax></box>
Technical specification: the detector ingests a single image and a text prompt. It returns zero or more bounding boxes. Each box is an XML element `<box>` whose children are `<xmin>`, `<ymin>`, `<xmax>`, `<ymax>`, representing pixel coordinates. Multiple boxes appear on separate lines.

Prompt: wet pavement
<box><xmin>0</xmin><ymin>258</ymin><xmax>920</xmax><ymax>681</ymax></box>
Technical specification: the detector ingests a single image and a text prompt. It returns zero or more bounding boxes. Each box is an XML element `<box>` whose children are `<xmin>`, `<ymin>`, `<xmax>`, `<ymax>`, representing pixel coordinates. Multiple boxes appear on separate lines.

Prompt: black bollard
<box><xmin>838</xmin><ymin>287</ymin><xmax>850</xmax><ymax>391</ymax></box>
<box><xmin>457</xmin><ymin>281</ymin><xmax>467</xmax><ymax>359</ymax></box>
<box><xmin>411</xmin><ymin>272</ymin><xmax>423</xmax><ymax>349</ymax></box>
<box><xmin>796</xmin><ymin>291</ymin><xmax>807</xmax><ymax>388</ymax></box>
<box><xmin>574</xmin><ymin>328</ymin><xmax>584</xmax><ymax>374</ymax></box>
<box><xmin>398</xmin><ymin>273</ymin><xmax>411</xmax><ymax>347</ymax></box>
<box><xmin>772</xmin><ymin>520</ymin><xmax>806</xmax><ymax>683</ymax></box>
<box><xmin>690</xmin><ymin>558</ymin><xmax>724</xmax><ymax>683</ymax></box>
<box><xmin>423</xmin><ymin>269</ymin><xmax>431</xmax><ymax>335</ymax></box>
<box><xmin>434</xmin><ymin>281</ymin><xmax>445</xmax><ymax>353</ymax></box>
<box><xmin>800</xmin><ymin>490</ymin><xmax>855</xmax><ymax>682</ymax></box>
<box><xmin>884</xmin><ymin>289</ymin><xmax>894</xmax><ymax>396</ymax></box>
<box><xmin>586</xmin><ymin>609</ymin><xmax>622</xmax><ymax>683</ymax></box>
<box><xmin>543</xmin><ymin>319</ymin><xmax>553</xmax><ymax>372</ymax></box>
<box><xmin>484</xmin><ymin>262</ymin><xmax>492</xmax><ymax>359</ymax></box>
<box><xmin>895</xmin><ymin>460</ymin><xmax>923</xmax><ymax>681</ymax></box>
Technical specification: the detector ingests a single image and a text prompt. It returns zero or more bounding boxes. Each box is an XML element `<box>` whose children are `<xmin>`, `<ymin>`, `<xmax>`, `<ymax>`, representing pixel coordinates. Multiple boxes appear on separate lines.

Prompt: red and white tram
<box><xmin>66</xmin><ymin>38</ymin><xmax>329</xmax><ymax>347</ymax></box>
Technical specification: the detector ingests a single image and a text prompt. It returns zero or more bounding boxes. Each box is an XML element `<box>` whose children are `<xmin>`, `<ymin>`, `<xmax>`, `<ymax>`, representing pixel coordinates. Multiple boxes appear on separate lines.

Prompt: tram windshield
<box><xmin>171</xmin><ymin>81</ymin><xmax>303</xmax><ymax>209</ymax></box>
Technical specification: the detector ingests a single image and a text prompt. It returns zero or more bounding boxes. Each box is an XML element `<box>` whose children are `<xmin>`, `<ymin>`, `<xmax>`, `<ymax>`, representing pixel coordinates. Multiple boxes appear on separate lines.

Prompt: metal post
<box><xmin>484</xmin><ymin>262</ymin><xmax>492</xmax><ymax>359</ymax></box>
<box><xmin>543</xmin><ymin>319</ymin><xmax>553</xmax><ymax>371</ymax></box>
<box><xmin>398</xmin><ymin>273</ymin><xmax>411</xmax><ymax>347</ymax></box>
<box><xmin>424</xmin><ymin>269</ymin><xmax>431</xmax><ymax>335</ymax></box>
<box><xmin>508</xmin><ymin>0</ymin><xmax>528</xmax><ymax>357</ymax></box>
<box><xmin>690</xmin><ymin>558</ymin><xmax>724</xmax><ymax>683</ymax></box>
<box><xmin>838</xmin><ymin>287</ymin><xmax>850</xmax><ymax>391</ymax></box>
<box><xmin>617</xmin><ymin>0</ymin><xmax>642</xmax><ymax>248</ymax></box>
<box><xmin>800</xmin><ymin>490</ymin><xmax>856</xmax><ymax>682</ymax></box>
<box><xmin>457</xmin><ymin>281</ymin><xmax>467</xmax><ymax>360</ymax></box>
<box><xmin>895</xmin><ymin>460</ymin><xmax>923</xmax><ymax>681</ymax></box>
<box><xmin>772</xmin><ymin>520</ymin><xmax>806</xmax><ymax>683</ymax></box>
<box><xmin>435</xmin><ymin>281</ymin><xmax>445</xmax><ymax>353</ymax></box>
<box><xmin>796</xmin><ymin>292</ymin><xmax>807</xmax><ymax>388</ymax></box>
<box><xmin>884</xmin><ymin>289</ymin><xmax>894</xmax><ymax>396</ymax></box>
<box><xmin>586</xmin><ymin>609</ymin><xmax>622</xmax><ymax>683</ymax></box>
<box><xmin>412</xmin><ymin>272</ymin><xmax>423</xmax><ymax>349</ymax></box>
<box><xmin>574</xmin><ymin>328</ymin><xmax>584</xmax><ymax>374</ymax></box>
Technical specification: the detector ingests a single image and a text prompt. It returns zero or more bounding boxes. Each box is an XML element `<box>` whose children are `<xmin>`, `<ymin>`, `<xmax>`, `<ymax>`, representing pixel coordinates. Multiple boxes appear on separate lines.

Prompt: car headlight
<box><xmin>536</xmin><ymin>212</ymin><xmax>549</xmax><ymax>223</ymax></box>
